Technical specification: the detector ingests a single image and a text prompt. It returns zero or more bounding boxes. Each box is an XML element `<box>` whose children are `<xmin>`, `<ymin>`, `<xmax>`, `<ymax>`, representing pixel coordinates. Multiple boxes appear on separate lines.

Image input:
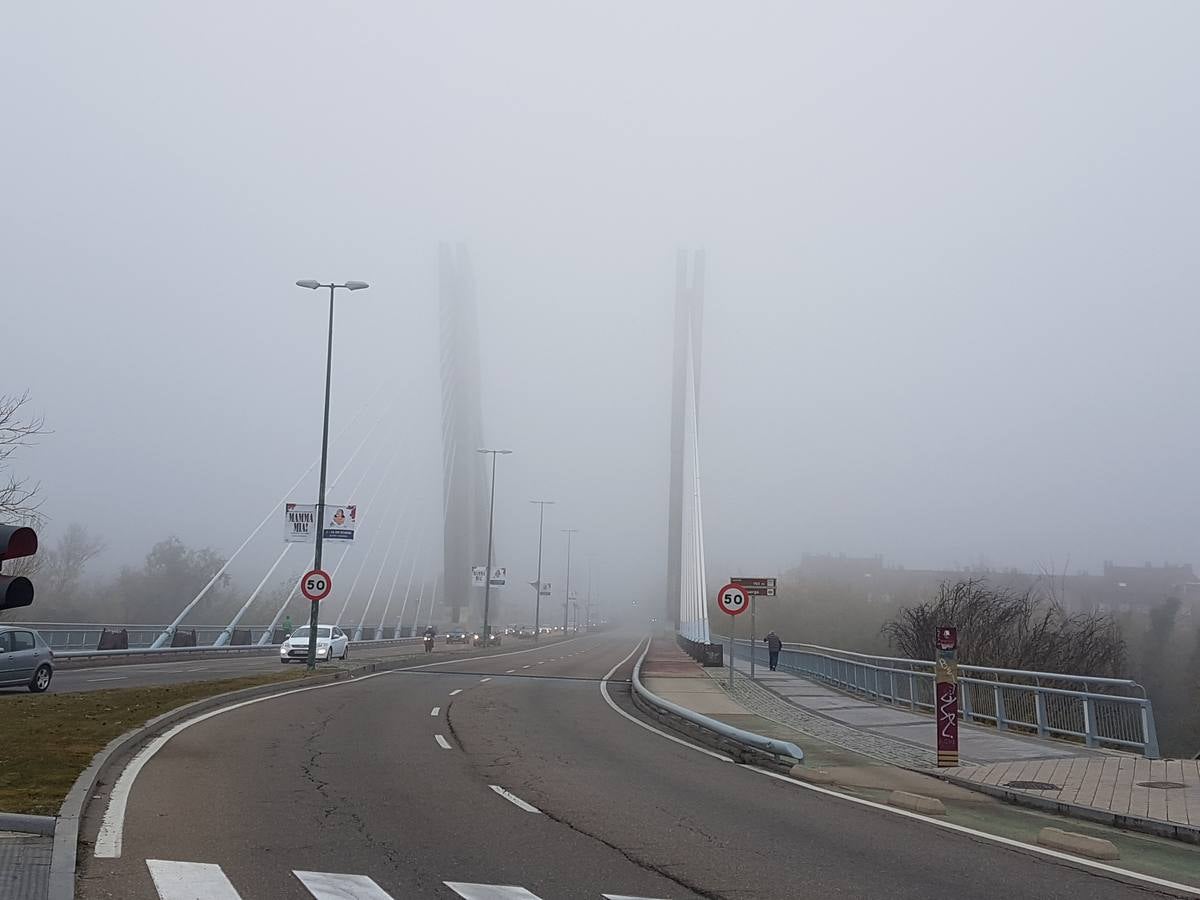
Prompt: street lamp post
<box><xmin>478</xmin><ymin>449</ymin><xmax>512</xmax><ymax>644</ymax></box>
<box><xmin>295</xmin><ymin>279</ymin><xmax>369</xmax><ymax>670</ymax></box>
<box><xmin>530</xmin><ymin>500</ymin><xmax>554</xmax><ymax>641</ymax></box>
<box><xmin>562</xmin><ymin>528</ymin><xmax>578</xmax><ymax>632</ymax></box>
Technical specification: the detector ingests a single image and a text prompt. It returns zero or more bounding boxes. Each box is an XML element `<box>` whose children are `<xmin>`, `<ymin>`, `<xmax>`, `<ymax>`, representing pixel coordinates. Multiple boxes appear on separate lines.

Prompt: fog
<box><xmin>4</xmin><ymin>2</ymin><xmax>1199</xmax><ymax>625</ymax></box>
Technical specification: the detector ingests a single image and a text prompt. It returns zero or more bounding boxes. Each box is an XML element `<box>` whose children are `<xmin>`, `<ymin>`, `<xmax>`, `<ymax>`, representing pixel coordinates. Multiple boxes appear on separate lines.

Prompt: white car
<box><xmin>280</xmin><ymin>625</ymin><xmax>349</xmax><ymax>663</ymax></box>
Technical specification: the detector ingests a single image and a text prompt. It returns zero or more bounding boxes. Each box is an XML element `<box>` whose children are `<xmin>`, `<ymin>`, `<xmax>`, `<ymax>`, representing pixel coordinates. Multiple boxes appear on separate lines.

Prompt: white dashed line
<box><xmin>506</xmin><ymin>669</ymin><xmax>515</xmax><ymax>673</ymax></box>
<box><xmin>86</xmin><ymin>675</ymin><xmax>128</xmax><ymax>683</ymax></box>
<box><xmin>435</xmin><ymin>734</ymin><xmax>452</xmax><ymax>750</ymax></box>
<box><xmin>450</xmin><ymin>689</ymin><xmax>463</xmax><ymax>696</ymax></box>
<box><xmin>522</xmin><ymin>665</ymin><xmax>532</xmax><ymax>669</ymax></box>
<box><xmin>489</xmin><ymin>785</ymin><xmax>542</xmax><ymax>814</ymax></box>
<box><xmin>480</xmin><ymin>677</ymin><xmax>491</xmax><ymax>683</ymax></box>
<box><xmin>430</xmin><ymin>707</ymin><xmax>440</xmax><ymax>716</ymax></box>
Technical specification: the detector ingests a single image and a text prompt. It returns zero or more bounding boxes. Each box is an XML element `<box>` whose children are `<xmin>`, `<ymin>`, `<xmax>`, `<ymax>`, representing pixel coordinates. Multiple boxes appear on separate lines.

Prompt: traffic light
<box><xmin>0</xmin><ymin>524</ymin><xmax>38</xmax><ymax>612</ymax></box>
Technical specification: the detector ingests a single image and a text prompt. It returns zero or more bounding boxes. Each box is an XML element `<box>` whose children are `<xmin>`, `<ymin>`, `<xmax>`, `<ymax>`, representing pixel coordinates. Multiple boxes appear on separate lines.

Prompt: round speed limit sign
<box><xmin>716</xmin><ymin>582</ymin><xmax>749</xmax><ymax>616</ymax></box>
<box><xmin>300</xmin><ymin>568</ymin><xmax>332</xmax><ymax>602</ymax></box>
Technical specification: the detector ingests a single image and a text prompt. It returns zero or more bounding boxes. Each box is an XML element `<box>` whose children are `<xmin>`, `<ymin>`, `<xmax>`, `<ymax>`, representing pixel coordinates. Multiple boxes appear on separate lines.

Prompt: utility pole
<box><xmin>477</xmin><ymin>449</ymin><xmax>512</xmax><ymax>644</ymax></box>
<box><xmin>530</xmin><ymin>500</ymin><xmax>554</xmax><ymax>641</ymax></box>
<box><xmin>562</xmin><ymin>528</ymin><xmax>578</xmax><ymax>632</ymax></box>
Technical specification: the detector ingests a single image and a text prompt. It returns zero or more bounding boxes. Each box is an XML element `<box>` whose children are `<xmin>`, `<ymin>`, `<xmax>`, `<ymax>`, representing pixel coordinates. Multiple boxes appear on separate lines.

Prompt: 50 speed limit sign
<box><xmin>300</xmin><ymin>569</ymin><xmax>332</xmax><ymax>602</ymax></box>
<box><xmin>716</xmin><ymin>582</ymin><xmax>749</xmax><ymax>616</ymax></box>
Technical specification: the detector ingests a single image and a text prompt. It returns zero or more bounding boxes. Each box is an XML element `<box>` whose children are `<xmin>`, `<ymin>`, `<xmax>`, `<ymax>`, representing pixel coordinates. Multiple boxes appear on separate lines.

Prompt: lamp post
<box><xmin>562</xmin><ymin>528</ymin><xmax>578</xmax><ymax>632</ymax></box>
<box><xmin>478</xmin><ymin>448</ymin><xmax>512</xmax><ymax>644</ymax></box>
<box><xmin>530</xmin><ymin>500</ymin><xmax>554</xmax><ymax>641</ymax></box>
<box><xmin>295</xmin><ymin>279</ymin><xmax>369</xmax><ymax>669</ymax></box>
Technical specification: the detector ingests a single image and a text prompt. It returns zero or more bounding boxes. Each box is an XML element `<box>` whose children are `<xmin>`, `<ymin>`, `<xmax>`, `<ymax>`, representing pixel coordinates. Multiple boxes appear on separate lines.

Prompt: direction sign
<box><xmin>716</xmin><ymin>582</ymin><xmax>749</xmax><ymax>616</ymax></box>
<box><xmin>300</xmin><ymin>569</ymin><xmax>332</xmax><ymax>602</ymax></box>
<box><xmin>731</xmin><ymin>576</ymin><xmax>777</xmax><ymax>597</ymax></box>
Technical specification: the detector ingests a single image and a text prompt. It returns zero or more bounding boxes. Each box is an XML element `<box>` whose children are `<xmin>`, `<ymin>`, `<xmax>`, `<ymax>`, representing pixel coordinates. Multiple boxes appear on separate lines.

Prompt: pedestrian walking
<box><xmin>764</xmin><ymin>630</ymin><xmax>782</xmax><ymax>671</ymax></box>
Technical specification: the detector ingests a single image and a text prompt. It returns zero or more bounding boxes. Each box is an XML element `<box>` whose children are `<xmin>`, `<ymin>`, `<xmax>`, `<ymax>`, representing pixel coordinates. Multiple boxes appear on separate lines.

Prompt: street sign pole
<box><xmin>750</xmin><ymin>594</ymin><xmax>756</xmax><ymax>679</ymax></box>
<box><xmin>729</xmin><ymin>612</ymin><xmax>736</xmax><ymax>689</ymax></box>
<box><xmin>730</xmin><ymin>577</ymin><xmax>775</xmax><ymax>680</ymax></box>
<box><xmin>936</xmin><ymin>626</ymin><xmax>959</xmax><ymax>767</ymax></box>
<box><xmin>716</xmin><ymin>582</ymin><xmax>749</xmax><ymax>690</ymax></box>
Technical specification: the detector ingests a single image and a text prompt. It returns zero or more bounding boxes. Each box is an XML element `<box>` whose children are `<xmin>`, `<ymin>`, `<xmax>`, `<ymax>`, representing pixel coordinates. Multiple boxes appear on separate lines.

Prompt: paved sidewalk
<box><xmin>0</xmin><ymin>832</ymin><xmax>50</xmax><ymax>900</ymax></box>
<box><xmin>724</xmin><ymin>654</ymin><xmax>1099</xmax><ymax>767</ymax></box>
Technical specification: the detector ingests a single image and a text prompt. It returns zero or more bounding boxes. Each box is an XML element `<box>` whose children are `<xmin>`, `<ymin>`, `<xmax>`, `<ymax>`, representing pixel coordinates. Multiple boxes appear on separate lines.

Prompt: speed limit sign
<box><xmin>717</xmin><ymin>582</ymin><xmax>749</xmax><ymax>616</ymax></box>
<box><xmin>300</xmin><ymin>569</ymin><xmax>332</xmax><ymax>602</ymax></box>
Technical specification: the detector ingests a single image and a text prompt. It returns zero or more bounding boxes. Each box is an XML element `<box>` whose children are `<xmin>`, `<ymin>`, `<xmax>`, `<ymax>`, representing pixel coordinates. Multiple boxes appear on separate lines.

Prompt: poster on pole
<box><xmin>284</xmin><ymin>504</ymin><xmax>317</xmax><ymax>543</ymax></box>
<box><xmin>472</xmin><ymin>566</ymin><xmax>507</xmax><ymax>587</ymax></box>
<box><xmin>322</xmin><ymin>504</ymin><xmax>357</xmax><ymax>542</ymax></box>
<box><xmin>472</xmin><ymin>566</ymin><xmax>487</xmax><ymax>587</ymax></box>
<box><xmin>539</xmin><ymin>581</ymin><xmax>552</xmax><ymax>597</ymax></box>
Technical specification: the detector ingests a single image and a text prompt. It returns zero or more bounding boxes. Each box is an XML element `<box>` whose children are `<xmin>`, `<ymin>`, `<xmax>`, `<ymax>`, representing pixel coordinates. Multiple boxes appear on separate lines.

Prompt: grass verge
<box><xmin>0</xmin><ymin>669</ymin><xmax>309</xmax><ymax>815</ymax></box>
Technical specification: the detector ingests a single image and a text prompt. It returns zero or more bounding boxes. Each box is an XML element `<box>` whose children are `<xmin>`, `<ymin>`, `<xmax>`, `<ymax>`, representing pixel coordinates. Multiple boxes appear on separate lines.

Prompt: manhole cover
<box><xmin>1137</xmin><ymin>781</ymin><xmax>1186</xmax><ymax>789</ymax></box>
<box><xmin>1004</xmin><ymin>780</ymin><xmax>1061</xmax><ymax>791</ymax></box>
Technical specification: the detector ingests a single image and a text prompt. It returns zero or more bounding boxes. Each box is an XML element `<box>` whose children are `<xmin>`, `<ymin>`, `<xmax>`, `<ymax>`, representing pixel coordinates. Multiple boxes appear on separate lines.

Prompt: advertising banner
<box><xmin>322</xmin><ymin>504</ymin><xmax>357</xmax><ymax>542</ymax></box>
<box><xmin>285</xmin><ymin>504</ymin><xmax>317</xmax><ymax>543</ymax></box>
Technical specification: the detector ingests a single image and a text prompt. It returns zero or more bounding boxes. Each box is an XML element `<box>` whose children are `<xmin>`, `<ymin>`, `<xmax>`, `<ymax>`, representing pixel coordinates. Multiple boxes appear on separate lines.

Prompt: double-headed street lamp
<box><xmin>530</xmin><ymin>500</ymin><xmax>554</xmax><ymax>641</ymax></box>
<box><xmin>562</xmin><ymin>528</ymin><xmax>578</xmax><ymax>632</ymax></box>
<box><xmin>296</xmin><ymin>279</ymin><xmax>369</xmax><ymax>669</ymax></box>
<box><xmin>478</xmin><ymin>448</ymin><xmax>512</xmax><ymax>644</ymax></box>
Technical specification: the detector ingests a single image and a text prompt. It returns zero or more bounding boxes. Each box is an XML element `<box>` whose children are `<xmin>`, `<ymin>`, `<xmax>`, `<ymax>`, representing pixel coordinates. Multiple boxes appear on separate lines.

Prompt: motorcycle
<box><xmin>423</xmin><ymin>635</ymin><xmax>434</xmax><ymax>653</ymax></box>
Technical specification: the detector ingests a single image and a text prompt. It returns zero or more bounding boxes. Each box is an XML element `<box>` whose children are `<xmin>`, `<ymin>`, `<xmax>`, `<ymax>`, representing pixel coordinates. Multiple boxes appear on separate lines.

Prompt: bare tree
<box><xmin>882</xmin><ymin>577</ymin><xmax>1126</xmax><ymax>676</ymax></box>
<box><xmin>42</xmin><ymin>523</ymin><xmax>106</xmax><ymax>605</ymax></box>
<box><xmin>0</xmin><ymin>391</ymin><xmax>48</xmax><ymax>524</ymax></box>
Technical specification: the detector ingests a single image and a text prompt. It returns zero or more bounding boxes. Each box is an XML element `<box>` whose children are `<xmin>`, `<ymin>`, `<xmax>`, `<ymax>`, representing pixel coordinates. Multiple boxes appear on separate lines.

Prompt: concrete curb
<box><xmin>0</xmin><ymin>812</ymin><xmax>56</xmax><ymax>835</ymax></box>
<box><xmin>934</xmin><ymin>771</ymin><xmax>1200</xmax><ymax>846</ymax></box>
<box><xmin>47</xmin><ymin>653</ymin><xmax>432</xmax><ymax>900</ymax></box>
<box><xmin>1038</xmin><ymin>827</ymin><xmax>1120</xmax><ymax>860</ymax></box>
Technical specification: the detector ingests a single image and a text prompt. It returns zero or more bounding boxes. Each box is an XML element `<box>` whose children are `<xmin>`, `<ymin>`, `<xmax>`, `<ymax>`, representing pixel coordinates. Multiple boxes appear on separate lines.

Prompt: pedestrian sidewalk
<box><xmin>0</xmin><ymin>831</ymin><xmax>50</xmax><ymax>900</ymax></box>
<box><xmin>723</xmin><ymin>654</ymin><xmax>1101</xmax><ymax>767</ymax></box>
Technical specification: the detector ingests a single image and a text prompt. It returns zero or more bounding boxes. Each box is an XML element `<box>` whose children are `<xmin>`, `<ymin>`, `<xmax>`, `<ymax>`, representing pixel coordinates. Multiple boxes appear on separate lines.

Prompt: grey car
<box><xmin>0</xmin><ymin>626</ymin><xmax>54</xmax><ymax>692</ymax></box>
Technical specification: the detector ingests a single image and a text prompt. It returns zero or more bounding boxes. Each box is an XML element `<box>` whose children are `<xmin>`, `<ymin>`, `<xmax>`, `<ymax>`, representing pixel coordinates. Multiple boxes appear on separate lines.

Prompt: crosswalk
<box><xmin>145</xmin><ymin>860</ymin><xmax>669</xmax><ymax>899</ymax></box>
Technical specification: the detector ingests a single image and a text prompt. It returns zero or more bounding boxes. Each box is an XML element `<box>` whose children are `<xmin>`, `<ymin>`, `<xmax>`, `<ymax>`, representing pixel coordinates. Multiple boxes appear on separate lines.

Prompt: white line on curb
<box><xmin>489</xmin><ymin>785</ymin><xmax>542</xmax><ymax>813</ymax></box>
<box><xmin>435</xmin><ymin>734</ymin><xmax>452</xmax><ymax>750</ymax></box>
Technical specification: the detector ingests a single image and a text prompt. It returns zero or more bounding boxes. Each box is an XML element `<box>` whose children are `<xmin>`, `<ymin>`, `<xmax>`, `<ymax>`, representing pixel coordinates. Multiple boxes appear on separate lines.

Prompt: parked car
<box><xmin>0</xmin><ymin>626</ymin><xmax>53</xmax><ymax>692</ymax></box>
<box><xmin>445</xmin><ymin>628</ymin><xmax>469</xmax><ymax>644</ymax></box>
<box><xmin>280</xmin><ymin>625</ymin><xmax>348</xmax><ymax>663</ymax></box>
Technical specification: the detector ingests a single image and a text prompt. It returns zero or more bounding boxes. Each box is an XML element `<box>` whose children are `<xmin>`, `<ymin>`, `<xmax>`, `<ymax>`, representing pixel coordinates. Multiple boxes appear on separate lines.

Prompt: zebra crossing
<box><xmin>145</xmin><ymin>860</ymin><xmax>669</xmax><ymax>899</ymax></box>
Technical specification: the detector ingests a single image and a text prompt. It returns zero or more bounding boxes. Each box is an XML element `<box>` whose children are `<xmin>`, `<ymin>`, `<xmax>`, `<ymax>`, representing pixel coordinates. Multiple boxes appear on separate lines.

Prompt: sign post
<box><xmin>732</xmin><ymin>577</ymin><xmax>777</xmax><ymax>679</ymax></box>
<box><xmin>717</xmin><ymin>583</ymin><xmax>749</xmax><ymax>689</ymax></box>
<box><xmin>935</xmin><ymin>626</ymin><xmax>959</xmax><ymax>767</ymax></box>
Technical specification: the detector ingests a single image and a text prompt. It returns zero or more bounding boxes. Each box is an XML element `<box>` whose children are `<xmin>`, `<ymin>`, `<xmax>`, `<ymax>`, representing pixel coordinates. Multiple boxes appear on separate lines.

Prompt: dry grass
<box><xmin>0</xmin><ymin>669</ymin><xmax>309</xmax><ymax>815</ymax></box>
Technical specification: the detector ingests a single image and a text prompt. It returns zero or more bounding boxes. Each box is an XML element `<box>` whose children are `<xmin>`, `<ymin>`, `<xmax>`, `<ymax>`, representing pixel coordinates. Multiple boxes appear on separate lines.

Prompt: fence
<box><xmin>6</xmin><ymin>622</ymin><xmax>425</xmax><ymax>652</ymax></box>
<box><xmin>719</xmin><ymin>637</ymin><xmax>1160</xmax><ymax>759</ymax></box>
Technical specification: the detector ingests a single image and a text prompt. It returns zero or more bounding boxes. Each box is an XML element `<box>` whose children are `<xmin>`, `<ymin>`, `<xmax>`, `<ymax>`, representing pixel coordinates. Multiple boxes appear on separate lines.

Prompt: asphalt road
<box><xmin>0</xmin><ymin>639</ymin><xmax>506</xmax><ymax>695</ymax></box>
<box><xmin>76</xmin><ymin>632</ymin><xmax>1176</xmax><ymax>899</ymax></box>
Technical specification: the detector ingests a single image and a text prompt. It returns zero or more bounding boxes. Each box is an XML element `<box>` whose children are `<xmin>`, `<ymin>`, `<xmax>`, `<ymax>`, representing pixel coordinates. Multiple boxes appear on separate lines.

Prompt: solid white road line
<box><xmin>444</xmin><ymin>884</ymin><xmax>541</xmax><ymax>899</ymax></box>
<box><xmin>147</xmin><ymin>860</ymin><xmax>241</xmax><ymax>899</ymax></box>
<box><xmin>603</xmin><ymin>895</ymin><xmax>670</xmax><ymax>899</ymax></box>
<box><xmin>86</xmin><ymin>675</ymin><xmax>127</xmax><ymax>683</ymax></box>
<box><xmin>480</xmin><ymin>677</ymin><xmax>491</xmax><ymax>683</ymax></box>
<box><xmin>599</xmin><ymin>639</ymin><xmax>732</xmax><ymax>764</ymax></box>
<box><xmin>96</xmin><ymin>636</ymin><xmax>593</xmax><ymax>858</ymax></box>
<box><xmin>435</xmin><ymin>734</ymin><xmax>452</xmax><ymax>750</ymax></box>
<box><xmin>741</xmin><ymin>764</ymin><xmax>1200</xmax><ymax>896</ymax></box>
<box><xmin>450</xmin><ymin>689</ymin><xmax>463</xmax><ymax>696</ymax></box>
<box><xmin>294</xmin><ymin>870</ymin><xmax>395</xmax><ymax>900</ymax></box>
<box><xmin>430</xmin><ymin>706</ymin><xmax>440</xmax><ymax>716</ymax></box>
<box><xmin>489</xmin><ymin>784</ymin><xmax>542</xmax><ymax>813</ymax></box>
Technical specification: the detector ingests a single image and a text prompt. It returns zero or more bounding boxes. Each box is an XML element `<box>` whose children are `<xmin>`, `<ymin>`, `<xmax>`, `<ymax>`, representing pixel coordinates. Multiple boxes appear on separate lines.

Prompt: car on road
<box><xmin>445</xmin><ymin>628</ymin><xmax>469</xmax><ymax>644</ymax></box>
<box><xmin>280</xmin><ymin>625</ymin><xmax>348</xmax><ymax>663</ymax></box>
<box><xmin>517</xmin><ymin>625</ymin><xmax>536</xmax><ymax>639</ymax></box>
<box><xmin>0</xmin><ymin>626</ymin><xmax>53</xmax><ymax>692</ymax></box>
<box><xmin>472</xmin><ymin>630</ymin><xmax>501</xmax><ymax>647</ymax></box>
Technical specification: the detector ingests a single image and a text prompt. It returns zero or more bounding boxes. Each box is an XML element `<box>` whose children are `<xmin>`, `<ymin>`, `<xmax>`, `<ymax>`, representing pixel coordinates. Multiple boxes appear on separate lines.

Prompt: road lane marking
<box><xmin>741</xmin><ymin>765</ymin><xmax>1200</xmax><ymax>896</ymax></box>
<box><xmin>86</xmin><ymin>675</ymin><xmax>128</xmax><ymax>683</ymax></box>
<box><xmin>444</xmin><ymin>884</ymin><xmax>541</xmax><ymax>899</ymax></box>
<box><xmin>598</xmin><ymin>639</ymin><xmax>732</xmax><ymax>764</ymax></box>
<box><xmin>450</xmin><ymin>689</ymin><xmax>463</xmax><ymax>695</ymax></box>
<box><xmin>147</xmin><ymin>860</ymin><xmax>241</xmax><ymax>899</ymax></box>
<box><xmin>537</xmin><ymin>661</ymin><xmax>545</xmax><ymax>665</ymax></box>
<box><xmin>294</xmin><ymin>870</ymin><xmax>394</xmax><ymax>899</ymax></box>
<box><xmin>435</xmin><ymin>734</ymin><xmax>452</xmax><ymax>749</ymax></box>
<box><xmin>489</xmin><ymin>784</ymin><xmax>542</xmax><ymax>813</ymax></box>
<box><xmin>522</xmin><ymin>665</ymin><xmax>532</xmax><ymax>669</ymax></box>
<box><xmin>430</xmin><ymin>707</ymin><xmax>440</xmax><ymax>716</ymax></box>
<box><xmin>479</xmin><ymin>677</ymin><xmax>491</xmax><ymax>683</ymax></box>
<box><xmin>94</xmin><ymin>637</ymin><xmax>589</xmax><ymax>857</ymax></box>
<box><xmin>505</xmin><ymin>669</ymin><xmax>515</xmax><ymax>673</ymax></box>
<box><xmin>603</xmin><ymin>896</ymin><xmax>670</xmax><ymax>899</ymax></box>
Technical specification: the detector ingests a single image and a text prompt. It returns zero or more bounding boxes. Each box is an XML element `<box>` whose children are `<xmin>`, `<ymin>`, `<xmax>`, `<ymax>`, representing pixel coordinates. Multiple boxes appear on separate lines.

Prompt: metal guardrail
<box><xmin>7</xmin><ymin>622</ymin><xmax>427</xmax><ymax>653</ymax></box>
<box><xmin>50</xmin><ymin>635</ymin><xmax>424</xmax><ymax>663</ymax></box>
<box><xmin>631</xmin><ymin>642</ymin><xmax>804</xmax><ymax>765</ymax></box>
<box><xmin>719</xmin><ymin>637</ymin><xmax>1160</xmax><ymax>758</ymax></box>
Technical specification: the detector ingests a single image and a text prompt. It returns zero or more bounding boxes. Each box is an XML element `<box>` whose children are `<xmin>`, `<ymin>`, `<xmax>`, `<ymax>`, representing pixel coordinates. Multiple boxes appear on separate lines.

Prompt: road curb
<box><xmin>933</xmin><ymin>770</ymin><xmax>1200</xmax><ymax>846</ymax></box>
<box><xmin>48</xmin><ymin>654</ymin><xmax>430</xmax><ymax>900</ymax></box>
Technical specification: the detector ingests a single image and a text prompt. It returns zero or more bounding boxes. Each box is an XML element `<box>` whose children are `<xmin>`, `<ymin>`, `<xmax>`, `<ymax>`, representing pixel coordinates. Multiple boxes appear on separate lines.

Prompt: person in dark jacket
<box><xmin>764</xmin><ymin>631</ymin><xmax>782</xmax><ymax>670</ymax></box>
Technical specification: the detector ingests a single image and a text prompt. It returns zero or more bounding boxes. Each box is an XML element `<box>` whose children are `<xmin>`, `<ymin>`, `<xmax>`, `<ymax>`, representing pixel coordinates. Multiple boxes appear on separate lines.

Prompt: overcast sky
<box><xmin>5</xmin><ymin>2</ymin><xmax>1200</xmax><ymax>623</ymax></box>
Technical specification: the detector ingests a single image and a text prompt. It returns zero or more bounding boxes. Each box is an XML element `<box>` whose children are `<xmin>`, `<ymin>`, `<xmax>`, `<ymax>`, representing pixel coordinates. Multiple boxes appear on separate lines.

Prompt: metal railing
<box><xmin>719</xmin><ymin>637</ymin><xmax>1160</xmax><ymax>759</ymax></box>
<box><xmin>7</xmin><ymin>622</ymin><xmax>427</xmax><ymax>652</ymax></box>
<box><xmin>631</xmin><ymin>642</ymin><xmax>803</xmax><ymax>765</ymax></box>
